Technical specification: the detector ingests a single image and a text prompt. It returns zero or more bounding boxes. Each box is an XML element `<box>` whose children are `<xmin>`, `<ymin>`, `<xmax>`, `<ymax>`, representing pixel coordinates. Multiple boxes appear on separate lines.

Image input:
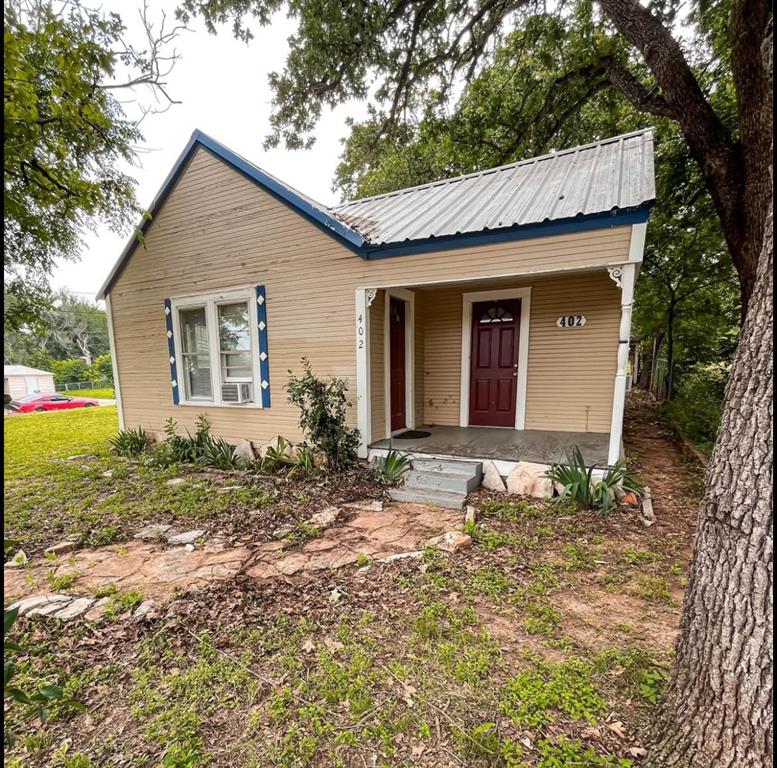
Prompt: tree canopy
<box><xmin>3</xmin><ymin>0</ymin><xmax>182</xmax><ymax>330</ymax></box>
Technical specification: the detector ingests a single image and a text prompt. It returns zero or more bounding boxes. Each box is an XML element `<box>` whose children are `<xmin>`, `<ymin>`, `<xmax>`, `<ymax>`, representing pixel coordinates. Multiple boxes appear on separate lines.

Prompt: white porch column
<box><xmin>355</xmin><ymin>288</ymin><xmax>376</xmax><ymax>458</ymax></box>
<box><xmin>607</xmin><ymin>263</ymin><xmax>637</xmax><ymax>465</ymax></box>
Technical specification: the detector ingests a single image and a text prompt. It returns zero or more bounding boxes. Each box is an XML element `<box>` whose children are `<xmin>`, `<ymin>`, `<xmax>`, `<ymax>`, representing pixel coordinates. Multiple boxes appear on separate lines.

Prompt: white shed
<box><xmin>4</xmin><ymin>365</ymin><xmax>56</xmax><ymax>400</ymax></box>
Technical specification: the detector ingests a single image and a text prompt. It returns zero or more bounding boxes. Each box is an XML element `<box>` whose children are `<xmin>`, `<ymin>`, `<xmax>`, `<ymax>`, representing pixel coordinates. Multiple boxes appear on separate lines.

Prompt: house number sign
<box><xmin>556</xmin><ymin>315</ymin><xmax>587</xmax><ymax>328</ymax></box>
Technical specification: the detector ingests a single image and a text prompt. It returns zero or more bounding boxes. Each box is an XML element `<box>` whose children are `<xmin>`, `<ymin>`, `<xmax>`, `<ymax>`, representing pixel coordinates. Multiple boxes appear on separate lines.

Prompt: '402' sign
<box><xmin>556</xmin><ymin>315</ymin><xmax>586</xmax><ymax>328</ymax></box>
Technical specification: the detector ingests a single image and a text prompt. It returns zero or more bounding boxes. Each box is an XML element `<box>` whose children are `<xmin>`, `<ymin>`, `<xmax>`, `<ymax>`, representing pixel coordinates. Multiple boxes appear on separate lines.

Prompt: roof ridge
<box><xmin>332</xmin><ymin>128</ymin><xmax>655</xmax><ymax>210</ymax></box>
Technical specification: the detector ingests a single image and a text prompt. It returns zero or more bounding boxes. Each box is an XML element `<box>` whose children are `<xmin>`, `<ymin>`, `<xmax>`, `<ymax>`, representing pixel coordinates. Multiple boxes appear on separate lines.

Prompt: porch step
<box><xmin>410</xmin><ymin>459</ymin><xmax>483</xmax><ymax>477</ymax></box>
<box><xmin>388</xmin><ymin>487</ymin><xmax>469</xmax><ymax>511</ymax></box>
<box><xmin>403</xmin><ymin>469</ymin><xmax>481</xmax><ymax>496</ymax></box>
<box><xmin>389</xmin><ymin>458</ymin><xmax>483</xmax><ymax>510</ymax></box>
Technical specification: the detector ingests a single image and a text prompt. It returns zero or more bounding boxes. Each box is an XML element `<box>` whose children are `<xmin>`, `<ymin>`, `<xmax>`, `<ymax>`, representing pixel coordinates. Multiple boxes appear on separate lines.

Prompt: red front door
<box><xmin>469</xmin><ymin>299</ymin><xmax>520</xmax><ymax>427</ymax></box>
<box><xmin>389</xmin><ymin>297</ymin><xmax>406</xmax><ymax>432</ymax></box>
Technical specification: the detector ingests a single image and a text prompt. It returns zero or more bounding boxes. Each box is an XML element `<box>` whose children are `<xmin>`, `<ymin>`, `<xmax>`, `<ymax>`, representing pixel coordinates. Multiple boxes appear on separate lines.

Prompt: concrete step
<box><xmin>411</xmin><ymin>458</ymin><xmax>483</xmax><ymax>478</ymax></box>
<box><xmin>388</xmin><ymin>486</ymin><xmax>466</xmax><ymax>510</ymax></box>
<box><xmin>404</xmin><ymin>469</ymin><xmax>481</xmax><ymax>495</ymax></box>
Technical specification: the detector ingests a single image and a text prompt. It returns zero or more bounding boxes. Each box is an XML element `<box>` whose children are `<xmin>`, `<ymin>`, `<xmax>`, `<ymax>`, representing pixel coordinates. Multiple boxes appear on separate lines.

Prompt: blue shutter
<box><xmin>164</xmin><ymin>299</ymin><xmax>179</xmax><ymax>405</ymax></box>
<box><xmin>255</xmin><ymin>285</ymin><xmax>271</xmax><ymax>407</ymax></box>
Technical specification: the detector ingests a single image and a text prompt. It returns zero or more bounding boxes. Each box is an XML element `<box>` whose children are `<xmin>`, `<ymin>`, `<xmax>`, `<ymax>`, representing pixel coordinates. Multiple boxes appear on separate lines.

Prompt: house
<box><xmin>4</xmin><ymin>365</ymin><xmax>56</xmax><ymax>400</ymax></box>
<box><xmin>97</xmin><ymin>128</ymin><xmax>654</xmax><ymax>475</ymax></box>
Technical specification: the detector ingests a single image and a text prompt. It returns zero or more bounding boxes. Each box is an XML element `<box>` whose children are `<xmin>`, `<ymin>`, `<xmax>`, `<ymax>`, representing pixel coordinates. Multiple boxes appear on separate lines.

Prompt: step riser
<box><xmin>411</xmin><ymin>459</ymin><xmax>483</xmax><ymax>476</ymax></box>
<box><xmin>404</xmin><ymin>470</ymin><xmax>480</xmax><ymax>495</ymax></box>
<box><xmin>388</xmin><ymin>487</ymin><xmax>465</xmax><ymax>511</ymax></box>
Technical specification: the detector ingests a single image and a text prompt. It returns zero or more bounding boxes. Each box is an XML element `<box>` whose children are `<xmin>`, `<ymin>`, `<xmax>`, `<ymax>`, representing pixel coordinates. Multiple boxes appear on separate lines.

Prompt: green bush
<box><xmin>90</xmin><ymin>353</ymin><xmax>113</xmax><ymax>383</ymax></box>
<box><xmin>50</xmin><ymin>358</ymin><xmax>91</xmax><ymax>385</ymax></box>
<box><xmin>659</xmin><ymin>362</ymin><xmax>729</xmax><ymax>454</ymax></box>
<box><xmin>108</xmin><ymin>427</ymin><xmax>149</xmax><ymax>457</ymax></box>
<box><xmin>4</xmin><ymin>394</ymin><xmax>11</xmax><ymax>406</ymax></box>
<box><xmin>286</xmin><ymin>358</ymin><xmax>360</xmax><ymax>471</ymax></box>
<box><xmin>373</xmin><ymin>449</ymin><xmax>411</xmax><ymax>481</ymax></box>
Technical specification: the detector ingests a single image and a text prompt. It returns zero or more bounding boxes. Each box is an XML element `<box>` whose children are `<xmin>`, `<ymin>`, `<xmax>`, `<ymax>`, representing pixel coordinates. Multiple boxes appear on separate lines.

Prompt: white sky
<box><xmin>51</xmin><ymin>1</ymin><xmax>367</xmax><ymax>300</ymax></box>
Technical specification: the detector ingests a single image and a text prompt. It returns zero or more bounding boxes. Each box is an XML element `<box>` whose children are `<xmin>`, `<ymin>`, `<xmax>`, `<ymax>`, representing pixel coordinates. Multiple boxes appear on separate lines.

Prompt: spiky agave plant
<box><xmin>375</xmin><ymin>449</ymin><xmax>412</xmax><ymax>482</ymax></box>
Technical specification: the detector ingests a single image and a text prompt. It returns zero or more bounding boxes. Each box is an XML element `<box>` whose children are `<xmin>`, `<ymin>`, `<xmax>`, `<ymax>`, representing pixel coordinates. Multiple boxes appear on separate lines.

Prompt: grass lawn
<box><xmin>59</xmin><ymin>388</ymin><xmax>116</xmax><ymax>399</ymax></box>
<box><xmin>3</xmin><ymin>400</ymin><xmax>701</xmax><ymax>768</ymax></box>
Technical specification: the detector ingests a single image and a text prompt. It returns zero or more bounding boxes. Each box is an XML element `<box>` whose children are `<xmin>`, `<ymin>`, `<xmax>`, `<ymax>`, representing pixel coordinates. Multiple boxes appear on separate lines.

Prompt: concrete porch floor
<box><xmin>370</xmin><ymin>425</ymin><xmax>611</xmax><ymax>466</ymax></box>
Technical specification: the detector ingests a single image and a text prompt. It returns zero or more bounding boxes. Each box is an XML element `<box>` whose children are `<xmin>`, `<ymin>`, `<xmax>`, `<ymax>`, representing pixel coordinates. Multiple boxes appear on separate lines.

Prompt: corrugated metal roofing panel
<box><xmin>331</xmin><ymin>129</ymin><xmax>655</xmax><ymax>245</ymax></box>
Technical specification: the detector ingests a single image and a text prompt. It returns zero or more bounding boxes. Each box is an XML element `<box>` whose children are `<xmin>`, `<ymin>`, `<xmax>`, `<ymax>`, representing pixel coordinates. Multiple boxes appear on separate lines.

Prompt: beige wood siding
<box><xmin>109</xmin><ymin>147</ymin><xmax>631</xmax><ymax>444</ymax></box>
<box><xmin>413</xmin><ymin>271</ymin><xmax>619</xmax><ymax>433</ymax></box>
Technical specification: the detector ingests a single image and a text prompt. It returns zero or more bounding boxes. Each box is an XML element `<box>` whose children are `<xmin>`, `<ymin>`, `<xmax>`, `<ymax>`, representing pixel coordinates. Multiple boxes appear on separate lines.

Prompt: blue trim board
<box><xmin>164</xmin><ymin>299</ymin><xmax>180</xmax><ymax>405</ymax></box>
<box><xmin>361</xmin><ymin>207</ymin><xmax>652</xmax><ymax>260</ymax></box>
<box><xmin>255</xmin><ymin>285</ymin><xmax>271</xmax><ymax>408</ymax></box>
<box><xmin>98</xmin><ymin>129</ymin><xmax>653</xmax><ymax>298</ymax></box>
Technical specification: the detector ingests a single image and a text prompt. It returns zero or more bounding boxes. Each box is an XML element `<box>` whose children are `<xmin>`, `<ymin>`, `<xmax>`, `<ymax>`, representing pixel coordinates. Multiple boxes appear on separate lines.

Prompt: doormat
<box><xmin>393</xmin><ymin>430</ymin><xmax>432</xmax><ymax>440</ymax></box>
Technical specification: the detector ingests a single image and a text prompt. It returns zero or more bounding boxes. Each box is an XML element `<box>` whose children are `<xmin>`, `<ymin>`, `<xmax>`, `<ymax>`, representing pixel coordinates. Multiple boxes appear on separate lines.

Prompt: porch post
<box><xmin>607</xmin><ymin>262</ymin><xmax>637</xmax><ymax>465</ymax></box>
<box><xmin>105</xmin><ymin>294</ymin><xmax>125</xmax><ymax>430</ymax></box>
<box><xmin>355</xmin><ymin>288</ymin><xmax>375</xmax><ymax>458</ymax></box>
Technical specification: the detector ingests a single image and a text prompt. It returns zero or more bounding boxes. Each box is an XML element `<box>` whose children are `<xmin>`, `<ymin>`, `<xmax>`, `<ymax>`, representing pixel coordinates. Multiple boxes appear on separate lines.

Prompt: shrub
<box><xmin>659</xmin><ymin>362</ymin><xmax>729</xmax><ymax>454</ymax></box>
<box><xmin>108</xmin><ymin>427</ymin><xmax>149</xmax><ymax>457</ymax></box>
<box><xmin>90</xmin><ymin>353</ymin><xmax>113</xmax><ymax>384</ymax></box>
<box><xmin>50</xmin><ymin>358</ymin><xmax>91</xmax><ymax>385</ymax></box>
<box><xmin>374</xmin><ymin>449</ymin><xmax>411</xmax><ymax>481</ymax></box>
<box><xmin>4</xmin><ymin>394</ymin><xmax>11</xmax><ymax>407</ymax></box>
<box><xmin>286</xmin><ymin>358</ymin><xmax>360</xmax><ymax>471</ymax></box>
<box><xmin>200</xmin><ymin>436</ymin><xmax>238</xmax><ymax>470</ymax></box>
<box><xmin>546</xmin><ymin>447</ymin><xmax>642</xmax><ymax>512</ymax></box>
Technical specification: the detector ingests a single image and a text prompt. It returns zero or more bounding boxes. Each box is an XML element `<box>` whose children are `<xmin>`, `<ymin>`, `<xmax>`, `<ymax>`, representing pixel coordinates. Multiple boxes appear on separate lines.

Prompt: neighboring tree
<box><xmin>3</xmin><ymin>0</ymin><xmax>183</xmax><ymax>330</ymax></box>
<box><xmin>179</xmin><ymin>1</ymin><xmax>772</xmax><ymax>765</ymax></box>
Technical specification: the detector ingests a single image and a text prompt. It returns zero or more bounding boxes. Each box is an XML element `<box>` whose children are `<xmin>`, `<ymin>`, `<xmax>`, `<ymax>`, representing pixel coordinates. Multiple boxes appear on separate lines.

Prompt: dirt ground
<box><xmin>4</xmin><ymin>394</ymin><xmax>704</xmax><ymax>768</ymax></box>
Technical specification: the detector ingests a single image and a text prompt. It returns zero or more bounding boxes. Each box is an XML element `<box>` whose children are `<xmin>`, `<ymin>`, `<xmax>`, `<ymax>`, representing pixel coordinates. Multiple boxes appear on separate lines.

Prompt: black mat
<box><xmin>393</xmin><ymin>430</ymin><xmax>432</xmax><ymax>439</ymax></box>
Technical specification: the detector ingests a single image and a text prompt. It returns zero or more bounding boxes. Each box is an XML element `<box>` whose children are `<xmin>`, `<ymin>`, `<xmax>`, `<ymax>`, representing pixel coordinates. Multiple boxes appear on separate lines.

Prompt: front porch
<box><xmin>369</xmin><ymin>425</ymin><xmax>611</xmax><ymax>475</ymax></box>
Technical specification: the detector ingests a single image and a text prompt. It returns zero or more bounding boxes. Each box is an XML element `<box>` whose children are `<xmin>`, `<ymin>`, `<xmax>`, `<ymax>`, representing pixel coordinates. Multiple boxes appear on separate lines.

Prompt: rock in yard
<box><xmin>482</xmin><ymin>461</ymin><xmax>507</xmax><ymax>492</ymax></box>
<box><xmin>44</xmin><ymin>541</ymin><xmax>77</xmax><ymax>557</ymax></box>
<box><xmin>306</xmin><ymin>506</ymin><xmax>340</xmax><ymax>528</ymax></box>
<box><xmin>232</xmin><ymin>439</ymin><xmax>256</xmax><ymax>465</ymax></box>
<box><xmin>258</xmin><ymin>435</ymin><xmax>292</xmax><ymax>459</ymax></box>
<box><xmin>54</xmin><ymin>597</ymin><xmax>95</xmax><ymax>621</ymax></box>
<box><xmin>8</xmin><ymin>594</ymin><xmax>68</xmax><ymax>616</ymax></box>
<box><xmin>5</xmin><ymin>550</ymin><xmax>28</xmax><ymax>568</ymax></box>
<box><xmin>134</xmin><ymin>524</ymin><xmax>173</xmax><ymax>540</ymax></box>
<box><xmin>102</xmin><ymin>470</ymin><xmax>114</xmax><ymax>478</ymax></box>
<box><xmin>167</xmin><ymin>530</ymin><xmax>205</xmax><ymax>546</ymax></box>
<box><xmin>28</xmin><ymin>596</ymin><xmax>74</xmax><ymax>617</ymax></box>
<box><xmin>272</xmin><ymin>524</ymin><xmax>296</xmax><ymax>540</ymax></box>
<box><xmin>165</xmin><ymin>478</ymin><xmax>186</xmax><ymax>487</ymax></box>
<box><xmin>464</xmin><ymin>505</ymin><xmax>477</xmax><ymax>526</ymax></box>
<box><xmin>506</xmin><ymin>462</ymin><xmax>553</xmax><ymax>498</ymax></box>
<box><xmin>134</xmin><ymin>600</ymin><xmax>156</xmax><ymax>619</ymax></box>
<box><xmin>84</xmin><ymin>597</ymin><xmax>111</xmax><ymax>622</ymax></box>
<box><xmin>424</xmin><ymin>531</ymin><xmax>473</xmax><ymax>553</ymax></box>
<box><xmin>343</xmin><ymin>499</ymin><xmax>384</xmax><ymax>513</ymax></box>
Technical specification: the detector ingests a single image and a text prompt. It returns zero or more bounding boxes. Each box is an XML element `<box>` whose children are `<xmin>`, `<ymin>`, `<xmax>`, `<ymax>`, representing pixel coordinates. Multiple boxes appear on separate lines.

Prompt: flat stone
<box><xmin>217</xmin><ymin>485</ymin><xmax>242</xmax><ymax>494</ymax></box>
<box><xmin>134</xmin><ymin>600</ymin><xmax>156</xmax><ymax>618</ymax></box>
<box><xmin>44</xmin><ymin>541</ymin><xmax>77</xmax><ymax>557</ymax></box>
<box><xmin>423</xmin><ymin>531</ymin><xmax>473</xmax><ymax>553</ymax></box>
<box><xmin>464</xmin><ymin>505</ymin><xmax>477</xmax><ymax>526</ymax></box>
<box><xmin>167</xmin><ymin>530</ymin><xmax>205</xmax><ymax>545</ymax></box>
<box><xmin>482</xmin><ymin>461</ymin><xmax>507</xmax><ymax>492</ymax></box>
<box><xmin>272</xmin><ymin>524</ymin><xmax>296</xmax><ymax>539</ymax></box>
<box><xmin>165</xmin><ymin>478</ymin><xmax>185</xmax><ymax>487</ymax></box>
<box><xmin>343</xmin><ymin>499</ymin><xmax>384</xmax><ymax>512</ymax></box>
<box><xmin>28</xmin><ymin>596</ymin><xmax>74</xmax><ymax>617</ymax></box>
<box><xmin>274</xmin><ymin>554</ymin><xmax>309</xmax><ymax>576</ymax></box>
<box><xmin>232</xmin><ymin>439</ymin><xmax>256</xmax><ymax>465</ymax></box>
<box><xmin>306</xmin><ymin>506</ymin><xmax>340</xmax><ymax>528</ymax></box>
<box><xmin>84</xmin><ymin>597</ymin><xmax>111</xmax><ymax>622</ymax></box>
<box><xmin>5</xmin><ymin>550</ymin><xmax>28</xmax><ymax>567</ymax></box>
<box><xmin>8</xmin><ymin>595</ymin><xmax>67</xmax><ymax>616</ymax></box>
<box><xmin>378</xmin><ymin>551</ymin><xmax>424</xmax><ymax>563</ymax></box>
<box><xmin>134</xmin><ymin>524</ymin><xmax>173</xmax><ymax>540</ymax></box>
<box><xmin>54</xmin><ymin>597</ymin><xmax>94</xmax><ymax>621</ymax></box>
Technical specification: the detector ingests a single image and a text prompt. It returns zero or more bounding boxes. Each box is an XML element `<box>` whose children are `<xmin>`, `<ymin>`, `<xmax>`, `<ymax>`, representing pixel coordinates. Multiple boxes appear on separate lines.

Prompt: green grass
<box><xmin>59</xmin><ymin>389</ymin><xmax>115</xmax><ymax>399</ymax></box>
<box><xmin>3</xmin><ymin>406</ymin><xmax>278</xmax><ymax>551</ymax></box>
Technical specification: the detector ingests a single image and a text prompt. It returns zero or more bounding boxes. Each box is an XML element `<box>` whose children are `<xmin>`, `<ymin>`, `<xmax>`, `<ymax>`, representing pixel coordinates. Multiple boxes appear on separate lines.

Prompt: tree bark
<box><xmin>648</xmin><ymin>29</ymin><xmax>773</xmax><ymax>764</ymax></box>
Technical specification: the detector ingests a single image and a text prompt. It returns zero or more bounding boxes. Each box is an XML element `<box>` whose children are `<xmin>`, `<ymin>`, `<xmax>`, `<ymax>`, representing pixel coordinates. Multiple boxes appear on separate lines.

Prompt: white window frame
<box><xmin>170</xmin><ymin>287</ymin><xmax>263</xmax><ymax>408</ymax></box>
<box><xmin>383</xmin><ymin>287</ymin><xmax>415</xmax><ymax>436</ymax></box>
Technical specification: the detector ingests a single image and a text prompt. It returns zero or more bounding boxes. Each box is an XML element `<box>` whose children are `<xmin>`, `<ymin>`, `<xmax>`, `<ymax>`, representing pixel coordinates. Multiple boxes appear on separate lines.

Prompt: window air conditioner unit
<box><xmin>221</xmin><ymin>382</ymin><xmax>252</xmax><ymax>404</ymax></box>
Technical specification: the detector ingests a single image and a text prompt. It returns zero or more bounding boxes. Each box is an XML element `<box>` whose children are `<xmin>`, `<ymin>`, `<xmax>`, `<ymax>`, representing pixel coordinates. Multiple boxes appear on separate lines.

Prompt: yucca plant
<box><xmin>201</xmin><ymin>436</ymin><xmax>238</xmax><ymax>470</ymax></box>
<box><xmin>375</xmin><ymin>449</ymin><xmax>412</xmax><ymax>482</ymax></box>
<box><xmin>108</xmin><ymin>427</ymin><xmax>149</xmax><ymax>457</ymax></box>
<box><xmin>547</xmin><ymin>447</ymin><xmax>643</xmax><ymax>512</ymax></box>
<box><xmin>290</xmin><ymin>444</ymin><xmax>318</xmax><ymax>477</ymax></box>
<box><xmin>262</xmin><ymin>436</ymin><xmax>296</xmax><ymax>472</ymax></box>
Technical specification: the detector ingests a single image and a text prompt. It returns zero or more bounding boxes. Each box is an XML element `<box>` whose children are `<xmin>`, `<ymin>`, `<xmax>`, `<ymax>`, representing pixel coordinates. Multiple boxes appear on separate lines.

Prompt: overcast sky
<box><xmin>51</xmin><ymin>1</ymin><xmax>366</xmax><ymax>300</ymax></box>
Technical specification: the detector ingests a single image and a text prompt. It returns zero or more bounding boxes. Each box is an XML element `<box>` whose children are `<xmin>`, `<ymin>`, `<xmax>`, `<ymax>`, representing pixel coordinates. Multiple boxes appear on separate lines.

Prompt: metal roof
<box><xmin>4</xmin><ymin>365</ymin><xmax>54</xmax><ymax>377</ymax></box>
<box><xmin>331</xmin><ymin>129</ymin><xmax>655</xmax><ymax>245</ymax></box>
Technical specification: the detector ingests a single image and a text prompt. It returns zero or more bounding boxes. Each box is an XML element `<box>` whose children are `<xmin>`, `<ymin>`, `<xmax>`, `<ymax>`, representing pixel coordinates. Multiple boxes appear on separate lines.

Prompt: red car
<box><xmin>8</xmin><ymin>393</ymin><xmax>100</xmax><ymax>413</ymax></box>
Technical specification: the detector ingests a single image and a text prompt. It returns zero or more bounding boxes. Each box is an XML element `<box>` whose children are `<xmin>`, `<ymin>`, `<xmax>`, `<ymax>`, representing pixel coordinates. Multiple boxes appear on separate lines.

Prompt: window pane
<box><xmin>180</xmin><ymin>307</ymin><xmax>212</xmax><ymax>399</ymax></box>
<box><xmin>218</xmin><ymin>303</ymin><xmax>250</xmax><ymax>352</ymax></box>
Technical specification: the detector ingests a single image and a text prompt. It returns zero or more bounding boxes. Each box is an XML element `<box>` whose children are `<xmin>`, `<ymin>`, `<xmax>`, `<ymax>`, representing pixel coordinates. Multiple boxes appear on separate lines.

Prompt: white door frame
<box><xmin>384</xmin><ymin>287</ymin><xmax>415</xmax><ymax>436</ymax></box>
<box><xmin>460</xmin><ymin>287</ymin><xmax>531</xmax><ymax>430</ymax></box>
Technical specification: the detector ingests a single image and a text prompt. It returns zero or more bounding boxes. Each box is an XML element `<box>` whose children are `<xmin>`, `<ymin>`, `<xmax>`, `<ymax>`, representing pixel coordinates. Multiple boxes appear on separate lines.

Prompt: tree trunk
<box><xmin>648</xmin><ymin>52</ymin><xmax>773</xmax><ymax>761</ymax></box>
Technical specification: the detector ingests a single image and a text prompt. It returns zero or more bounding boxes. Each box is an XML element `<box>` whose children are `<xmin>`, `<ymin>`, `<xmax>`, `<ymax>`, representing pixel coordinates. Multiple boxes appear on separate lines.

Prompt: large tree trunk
<box><xmin>648</xmin><ymin>36</ymin><xmax>773</xmax><ymax>761</ymax></box>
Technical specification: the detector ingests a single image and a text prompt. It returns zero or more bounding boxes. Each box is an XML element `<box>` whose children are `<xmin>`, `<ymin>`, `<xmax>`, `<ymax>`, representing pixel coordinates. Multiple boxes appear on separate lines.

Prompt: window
<box><xmin>479</xmin><ymin>306</ymin><xmax>514</xmax><ymax>324</ymax></box>
<box><xmin>171</xmin><ymin>289</ymin><xmax>262</xmax><ymax>406</ymax></box>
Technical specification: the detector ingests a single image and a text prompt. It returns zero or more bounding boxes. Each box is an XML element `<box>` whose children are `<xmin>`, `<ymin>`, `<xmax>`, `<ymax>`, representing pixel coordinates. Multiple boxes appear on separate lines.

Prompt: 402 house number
<box><xmin>556</xmin><ymin>315</ymin><xmax>586</xmax><ymax>328</ymax></box>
